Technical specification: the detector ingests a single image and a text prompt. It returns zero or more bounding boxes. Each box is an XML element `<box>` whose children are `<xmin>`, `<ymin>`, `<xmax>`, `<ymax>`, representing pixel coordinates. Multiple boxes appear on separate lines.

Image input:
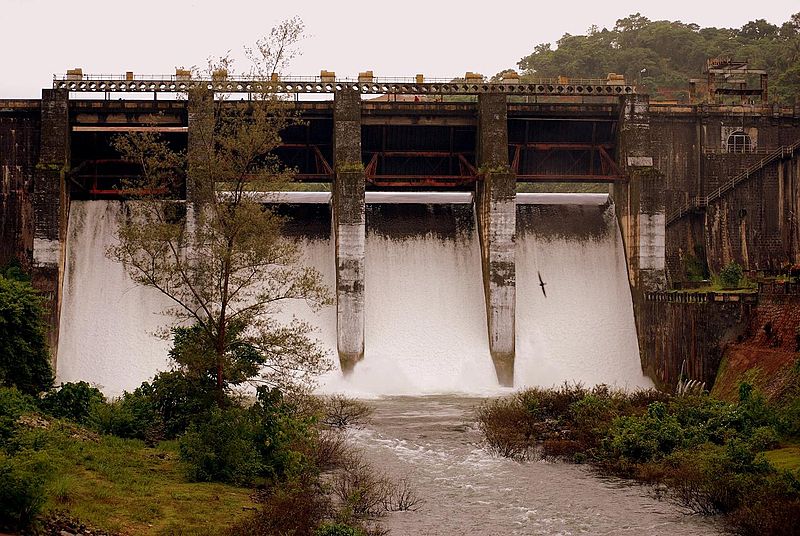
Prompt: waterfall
<box><xmin>58</xmin><ymin>195</ymin><xmax>651</xmax><ymax>397</ymax></box>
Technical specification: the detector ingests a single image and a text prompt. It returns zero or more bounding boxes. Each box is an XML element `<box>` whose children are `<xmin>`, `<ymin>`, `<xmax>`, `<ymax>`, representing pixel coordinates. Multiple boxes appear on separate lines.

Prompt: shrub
<box><xmin>315</xmin><ymin>523</ymin><xmax>364</xmax><ymax>536</ymax></box>
<box><xmin>40</xmin><ymin>382</ymin><xmax>105</xmax><ymax>424</ymax></box>
<box><xmin>476</xmin><ymin>396</ymin><xmax>537</xmax><ymax>459</ymax></box>
<box><xmin>662</xmin><ymin>440</ymin><xmax>773</xmax><ymax>516</ymax></box>
<box><xmin>179</xmin><ymin>406</ymin><xmax>262</xmax><ymax>485</ymax></box>
<box><xmin>0</xmin><ymin>387</ymin><xmax>37</xmax><ymax>445</ymax></box>
<box><xmin>331</xmin><ymin>453</ymin><xmax>392</xmax><ymax>518</ymax></box>
<box><xmin>0</xmin><ymin>451</ymin><xmax>53</xmax><ymax>531</ymax></box>
<box><xmin>91</xmin><ymin>390</ymin><xmax>162</xmax><ymax>443</ymax></box>
<box><xmin>604</xmin><ymin>410</ymin><xmax>687</xmax><ymax>463</ymax></box>
<box><xmin>726</xmin><ymin>471</ymin><xmax>800</xmax><ymax>536</ymax></box>
<box><xmin>0</xmin><ymin>274</ymin><xmax>53</xmax><ymax>395</ymax></box>
<box><xmin>719</xmin><ymin>261</ymin><xmax>744</xmax><ymax>289</ymax></box>
<box><xmin>145</xmin><ymin>370</ymin><xmax>217</xmax><ymax>439</ymax></box>
<box><xmin>228</xmin><ymin>475</ymin><xmax>331</xmax><ymax>536</ymax></box>
<box><xmin>321</xmin><ymin>395</ymin><xmax>373</xmax><ymax>429</ymax></box>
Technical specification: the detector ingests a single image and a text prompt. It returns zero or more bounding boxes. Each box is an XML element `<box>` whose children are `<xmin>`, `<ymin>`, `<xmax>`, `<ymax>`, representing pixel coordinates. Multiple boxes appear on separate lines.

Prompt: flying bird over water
<box><xmin>538</xmin><ymin>271</ymin><xmax>547</xmax><ymax>298</ymax></box>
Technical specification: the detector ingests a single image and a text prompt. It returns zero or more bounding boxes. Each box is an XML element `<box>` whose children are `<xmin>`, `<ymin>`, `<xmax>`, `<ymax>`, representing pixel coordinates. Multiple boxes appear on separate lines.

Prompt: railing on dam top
<box><xmin>53</xmin><ymin>74</ymin><xmax>635</xmax><ymax>96</ymax></box>
<box><xmin>645</xmin><ymin>291</ymin><xmax>757</xmax><ymax>304</ymax></box>
<box><xmin>758</xmin><ymin>281</ymin><xmax>800</xmax><ymax>296</ymax></box>
<box><xmin>666</xmin><ymin>139</ymin><xmax>800</xmax><ymax>227</ymax></box>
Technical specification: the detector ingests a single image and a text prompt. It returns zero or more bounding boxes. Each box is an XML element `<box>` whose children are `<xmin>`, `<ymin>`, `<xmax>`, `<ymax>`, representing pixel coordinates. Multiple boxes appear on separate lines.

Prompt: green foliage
<box><xmin>179</xmin><ymin>387</ymin><xmax>317</xmax><ymax>485</ymax></box>
<box><xmin>91</xmin><ymin>389</ymin><xmax>160</xmax><ymax>443</ymax></box>
<box><xmin>40</xmin><ymin>382</ymin><xmax>105</xmax><ymax>424</ymax></box>
<box><xmin>93</xmin><ymin>371</ymin><xmax>217</xmax><ymax>442</ymax></box>
<box><xmin>250</xmin><ymin>387</ymin><xmax>317</xmax><ymax>482</ymax></box>
<box><xmin>315</xmin><ymin>523</ymin><xmax>364</xmax><ymax>536</ymax></box>
<box><xmin>719</xmin><ymin>261</ymin><xmax>744</xmax><ymax>289</ymax></box>
<box><xmin>0</xmin><ymin>273</ymin><xmax>53</xmax><ymax>396</ymax></box>
<box><xmin>179</xmin><ymin>406</ymin><xmax>263</xmax><ymax>485</ymax></box>
<box><xmin>662</xmin><ymin>440</ymin><xmax>773</xmax><ymax>515</ymax></box>
<box><xmin>0</xmin><ymin>450</ymin><xmax>54</xmax><ymax>531</ymax></box>
<box><xmin>170</xmin><ymin>321</ymin><xmax>263</xmax><ymax>391</ymax></box>
<box><xmin>516</xmin><ymin>12</ymin><xmax>800</xmax><ymax>103</ymax></box>
<box><xmin>0</xmin><ymin>387</ymin><xmax>37</xmax><ymax>445</ymax></box>
<box><xmin>141</xmin><ymin>370</ymin><xmax>217</xmax><ymax>439</ymax></box>
<box><xmin>604</xmin><ymin>405</ymin><xmax>687</xmax><ymax>463</ymax></box>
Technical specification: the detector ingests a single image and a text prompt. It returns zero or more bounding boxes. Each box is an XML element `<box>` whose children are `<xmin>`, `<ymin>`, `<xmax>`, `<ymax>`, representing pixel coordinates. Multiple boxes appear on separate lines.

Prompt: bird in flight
<box><xmin>538</xmin><ymin>271</ymin><xmax>547</xmax><ymax>298</ymax></box>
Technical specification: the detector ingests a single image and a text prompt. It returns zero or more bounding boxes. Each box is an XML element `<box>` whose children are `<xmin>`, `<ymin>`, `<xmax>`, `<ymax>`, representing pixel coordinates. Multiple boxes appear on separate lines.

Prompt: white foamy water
<box><xmin>515</xmin><ymin>205</ymin><xmax>653</xmax><ymax>390</ymax></box>
<box><xmin>59</xmin><ymin>195</ymin><xmax>650</xmax><ymax>397</ymax></box>
<box><xmin>57</xmin><ymin>201</ymin><xmax>174</xmax><ymax>395</ymax></box>
<box><xmin>324</xmin><ymin>229</ymin><xmax>498</xmax><ymax>396</ymax></box>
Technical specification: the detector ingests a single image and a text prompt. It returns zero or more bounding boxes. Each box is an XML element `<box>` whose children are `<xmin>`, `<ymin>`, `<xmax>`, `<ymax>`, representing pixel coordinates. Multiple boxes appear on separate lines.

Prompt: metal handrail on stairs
<box><xmin>666</xmin><ymin>140</ymin><xmax>800</xmax><ymax>227</ymax></box>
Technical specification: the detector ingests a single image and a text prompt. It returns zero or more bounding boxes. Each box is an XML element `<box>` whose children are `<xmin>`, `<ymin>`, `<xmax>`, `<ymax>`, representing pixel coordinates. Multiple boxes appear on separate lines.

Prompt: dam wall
<box><xmin>3</xmin><ymin>89</ymin><xmax>800</xmax><ymax>391</ymax></box>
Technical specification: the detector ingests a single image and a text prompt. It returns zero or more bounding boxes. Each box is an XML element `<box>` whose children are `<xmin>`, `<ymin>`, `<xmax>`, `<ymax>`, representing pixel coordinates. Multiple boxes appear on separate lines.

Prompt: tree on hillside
<box><xmin>108</xmin><ymin>17</ymin><xmax>332</xmax><ymax>405</ymax></box>
<box><xmin>515</xmin><ymin>12</ymin><xmax>800</xmax><ymax>103</ymax></box>
<box><xmin>0</xmin><ymin>268</ymin><xmax>53</xmax><ymax>395</ymax></box>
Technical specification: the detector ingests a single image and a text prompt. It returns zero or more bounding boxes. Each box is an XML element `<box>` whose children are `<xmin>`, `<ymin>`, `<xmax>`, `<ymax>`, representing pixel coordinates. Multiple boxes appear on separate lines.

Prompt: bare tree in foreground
<box><xmin>109</xmin><ymin>17</ymin><xmax>332</xmax><ymax>404</ymax></box>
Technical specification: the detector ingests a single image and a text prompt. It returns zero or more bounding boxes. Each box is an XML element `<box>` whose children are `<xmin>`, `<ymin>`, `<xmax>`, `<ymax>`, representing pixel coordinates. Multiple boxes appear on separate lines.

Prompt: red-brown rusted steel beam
<box><xmin>368</xmin><ymin>150</ymin><xmax>473</xmax><ymax>158</ymax></box>
<box><xmin>312</xmin><ymin>146</ymin><xmax>334</xmax><ymax>175</ymax></box>
<box><xmin>457</xmin><ymin>154</ymin><xmax>478</xmax><ymax>175</ymax></box>
<box><xmin>511</xmin><ymin>145</ymin><xmax>522</xmax><ymax>173</ymax></box>
<box><xmin>597</xmin><ymin>146</ymin><xmax>622</xmax><ymax>176</ymax></box>
<box><xmin>368</xmin><ymin>176</ymin><xmax>477</xmax><ymax>187</ymax></box>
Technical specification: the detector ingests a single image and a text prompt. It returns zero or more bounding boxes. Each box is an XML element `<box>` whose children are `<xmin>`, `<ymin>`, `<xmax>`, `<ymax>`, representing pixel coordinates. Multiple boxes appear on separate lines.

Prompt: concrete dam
<box><xmin>3</xmin><ymin>73</ymin><xmax>800</xmax><ymax>392</ymax></box>
<box><xmin>56</xmin><ymin>193</ymin><xmax>649</xmax><ymax>395</ymax></box>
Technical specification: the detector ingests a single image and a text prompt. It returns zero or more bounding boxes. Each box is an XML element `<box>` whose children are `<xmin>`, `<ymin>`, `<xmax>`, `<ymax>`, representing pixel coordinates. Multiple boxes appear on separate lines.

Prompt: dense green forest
<box><xmin>510</xmin><ymin>12</ymin><xmax>800</xmax><ymax>103</ymax></box>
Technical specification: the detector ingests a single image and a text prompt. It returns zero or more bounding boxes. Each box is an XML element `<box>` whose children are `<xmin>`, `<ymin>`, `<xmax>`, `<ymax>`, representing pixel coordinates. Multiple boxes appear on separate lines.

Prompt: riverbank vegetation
<box><xmin>0</xmin><ymin>376</ymin><xmax>415</xmax><ymax>535</ymax></box>
<box><xmin>477</xmin><ymin>379</ymin><xmax>800</xmax><ymax>535</ymax></box>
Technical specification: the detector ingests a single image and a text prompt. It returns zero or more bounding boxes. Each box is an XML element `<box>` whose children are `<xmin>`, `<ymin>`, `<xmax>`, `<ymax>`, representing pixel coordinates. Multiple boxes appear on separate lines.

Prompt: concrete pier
<box><xmin>31</xmin><ymin>89</ymin><xmax>70</xmax><ymax>365</ymax></box>
<box><xmin>476</xmin><ymin>94</ymin><xmax>516</xmax><ymax>386</ymax></box>
<box><xmin>333</xmin><ymin>89</ymin><xmax>366</xmax><ymax>372</ymax></box>
<box><xmin>614</xmin><ymin>94</ymin><xmax>666</xmax><ymax>294</ymax></box>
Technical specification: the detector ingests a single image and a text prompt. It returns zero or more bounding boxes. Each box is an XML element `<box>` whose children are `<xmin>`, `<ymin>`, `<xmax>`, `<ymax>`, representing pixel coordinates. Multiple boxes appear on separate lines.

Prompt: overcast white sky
<box><xmin>1</xmin><ymin>0</ymin><xmax>797</xmax><ymax>98</ymax></box>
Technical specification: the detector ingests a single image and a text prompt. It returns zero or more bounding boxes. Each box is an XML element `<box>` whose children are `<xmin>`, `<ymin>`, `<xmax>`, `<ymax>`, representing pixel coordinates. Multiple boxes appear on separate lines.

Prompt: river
<box><xmin>349</xmin><ymin>396</ymin><xmax>720</xmax><ymax>536</ymax></box>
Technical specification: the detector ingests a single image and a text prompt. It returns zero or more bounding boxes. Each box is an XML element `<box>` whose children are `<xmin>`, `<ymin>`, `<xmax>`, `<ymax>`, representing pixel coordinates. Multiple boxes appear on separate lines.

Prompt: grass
<box><xmin>764</xmin><ymin>444</ymin><xmax>800</xmax><ymax>472</ymax></box>
<box><xmin>34</xmin><ymin>428</ymin><xmax>256</xmax><ymax>535</ymax></box>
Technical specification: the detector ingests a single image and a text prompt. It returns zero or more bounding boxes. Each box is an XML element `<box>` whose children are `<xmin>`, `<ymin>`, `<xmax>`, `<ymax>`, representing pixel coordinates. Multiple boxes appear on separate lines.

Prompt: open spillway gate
<box><xmin>24</xmin><ymin>80</ymin><xmax>665</xmax><ymax>387</ymax></box>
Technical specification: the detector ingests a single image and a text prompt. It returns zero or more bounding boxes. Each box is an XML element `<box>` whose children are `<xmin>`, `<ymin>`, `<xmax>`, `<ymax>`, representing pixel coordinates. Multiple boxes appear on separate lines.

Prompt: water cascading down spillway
<box><xmin>57</xmin><ymin>192</ymin><xmax>651</xmax><ymax>397</ymax></box>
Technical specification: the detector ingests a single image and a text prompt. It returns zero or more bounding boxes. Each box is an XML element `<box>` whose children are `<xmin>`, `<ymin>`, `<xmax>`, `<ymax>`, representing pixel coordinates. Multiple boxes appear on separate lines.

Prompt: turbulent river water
<box><xmin>350</xmin><ymin>396</ymin><xmax>720</xmax><ymax>536</ymax></box>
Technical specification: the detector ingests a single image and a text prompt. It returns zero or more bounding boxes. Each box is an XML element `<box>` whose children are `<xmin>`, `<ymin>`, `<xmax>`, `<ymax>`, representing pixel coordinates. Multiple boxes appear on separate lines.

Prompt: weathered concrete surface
<box><xmin>615</xmin><ymin>94</ymin><xmax>667</xmax><ymax>294</ymax></box>
<box><xmin>614</xmin><ymin>95</ymin><xmax>667</xmax><ymax>385</ymax></box>
<box><xmin>333</xmin><ymin>89</ymin><xmax>365</xmax><ymax>373</ymax></box>
<box><xmin>476</xmin><ymin>94</ymin><xmax>516</xmax><ymax>386</ymax></box>
<box><xmin>31</xmin><ymin>89</ymin><xmax>70</xmax><ymax>364</ymax></box>
<box><xmin>0</xmin><ymin>102</ymin><xmax>39</xmax><ymax>270</ymax></box>
<box><xmin>641</xmin><ymin>295</ymin><xmax>751</xmax><ymax>389</ymax></box>
<box><xmin>654</xmin><ymin>108</ymin><xmax>800</xmax><ymax>282</ymax></box>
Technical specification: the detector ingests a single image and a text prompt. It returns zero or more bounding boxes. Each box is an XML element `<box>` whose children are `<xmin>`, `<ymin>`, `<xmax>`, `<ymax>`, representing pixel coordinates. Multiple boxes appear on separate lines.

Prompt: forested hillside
<box><xmin>512</xmin><ymin>12</ymin><xmax>800</xmax><ymax>103</ymax></box>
